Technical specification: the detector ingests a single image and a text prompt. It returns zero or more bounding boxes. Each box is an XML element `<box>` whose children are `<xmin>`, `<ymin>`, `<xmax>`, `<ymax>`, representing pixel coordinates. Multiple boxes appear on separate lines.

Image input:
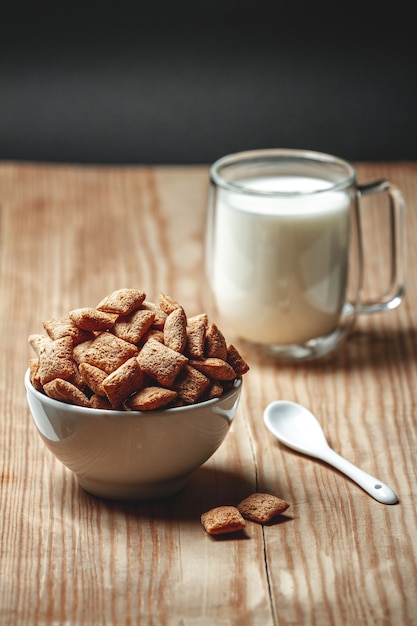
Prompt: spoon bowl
<box><xmin>264</xmin><ymin>400</ymin><xmax>398</xmax><ymax>505</ymax></box>
<box><xmin>264</xmin><ymin>401</ymin><xmax>330</xmax><ymax>455</ymax></box>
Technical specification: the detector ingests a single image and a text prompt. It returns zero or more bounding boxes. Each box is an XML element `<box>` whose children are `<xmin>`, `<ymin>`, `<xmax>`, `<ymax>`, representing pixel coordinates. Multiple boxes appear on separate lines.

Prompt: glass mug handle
<box><xmin>356</xmin><ymin>180</ymin><xmax>406</xmax><ymax>314</ymax></box>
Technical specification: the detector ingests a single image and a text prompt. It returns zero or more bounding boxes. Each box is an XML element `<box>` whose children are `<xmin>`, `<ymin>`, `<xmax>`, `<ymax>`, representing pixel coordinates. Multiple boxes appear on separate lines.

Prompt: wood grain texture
<box><xmin>1</xmin><ymin>162</ymin><xmax>416</xmax><ymax>626</ymax></box>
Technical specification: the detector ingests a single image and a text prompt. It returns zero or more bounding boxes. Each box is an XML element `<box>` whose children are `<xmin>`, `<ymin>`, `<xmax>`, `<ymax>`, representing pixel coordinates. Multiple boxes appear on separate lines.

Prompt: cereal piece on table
<box><xmin>189</xmin><ymin>358</ymin><xmax>236</xmax><ymax>381</ymax></box>
<box><xmin>37</xmin><ymin>336</ymin><xmax>77</xmax><ymax>386</ymax></box>
<box><xmin>90</xmin><ymin>394</ymin><xmax>113</xmax><ymax>410</ymax></box>
<box><xmin>78</xmin><ymin>362</ymin><xmax>107</xmax><ymax>396</ymax></box>
<box><xmin>164</xmin><ymin>307</ymin><xmax>187</xmax><ymax>353</ymax></box>
<box><xmin>69</xmin><ymin>308</ymin><xmax>118</xmax><ymax>332</ymax></box>
<box><xmin>43</xmin><ymin>378</ymin><xmax>91</xmax><ymax>408</ymax></box>
<box><xmin>201</xmin><ymin>506</ymin><xmax>246</xmax><ymax>535</ymax></box>
<box><xmin>186</xmin><ymin>318</ymin><xmax>206</xmax><ymax>359</ymax></box>
<box><xmin>80</xmin><ymin>332</ymin><xmax>139</xmax><ymax>374</ymax></box>
<box><xmin>113</xmin><ymin>309</ymin><xmax>155</xmax><ymax>344</ymax></box>
<box><xmin>125</xmin><ymin>386</ymin><xmax>178</xmax><ymax>411</ymax></box>
<box><xmin>29</xmin><ymin>358</ymin><xmax>43</xmax><ymax>392</ymax></box>
<box><xmin>173</xmin><ymin>364</ymin><xmax>210</xmax><ymax>404</ymax></box>
<box><xmin>205</xmin><ymin>323</ymin><xmax>227</xmax><ymax>360</ymax></box>
<box><xmin>159</xmin><ymin>292</ymin><xmax>182</xmax><ymax>315</ymax></box>
<box><xmin>226</xmin><ymin>344</ymin><xmax>250</xmax><ymax>376</ymax></box>
<box><xmin>96</xmin><ymin>289</ymin><xmax>146</xmax><ymax>315</ymax></box>
<box><xmin>102</xmin><ymin>357</ymin><xmax>145</xmax><ymax>408</ymax></box>
<box><xmin>237</xmin><ymin>493</ymin><xmax>290</xmax><ymax>523</ymax></box>
<box><xmin>137</xmin><ymin>339</ymin><xmax>188</xmax><ymax>387</ymax></box>
<box><xmin>141</xmin><ymin>301</ymin><xmax>167</xmax><ymax>329</ymax></box>
<box><xmin>28</xmin><ymin>333</ymin><xmax>51</xmax><ymax>356</ymax></box>
<box><xmin>42</xmin><ymin>317</ymin><xmax>94</xmax><ymax>345</ymax></box>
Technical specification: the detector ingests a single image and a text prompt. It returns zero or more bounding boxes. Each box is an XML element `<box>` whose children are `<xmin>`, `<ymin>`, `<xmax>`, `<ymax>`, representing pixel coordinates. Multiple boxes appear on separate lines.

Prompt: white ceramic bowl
<box><xmin>24</xmin><ymin>369</ymin><xmax>242</xmax><ymax>501</ymax></box>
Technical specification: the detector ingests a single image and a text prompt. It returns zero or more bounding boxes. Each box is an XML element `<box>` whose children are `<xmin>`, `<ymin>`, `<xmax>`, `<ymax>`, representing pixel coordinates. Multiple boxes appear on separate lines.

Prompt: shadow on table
<box><xmin>87</xmin><ymin>466</ymin><xmax>251</xmax><ymax>520</ymax></box>
<box><xmin>323</xmin><ymin>327</ymin><xmax>416</xmax><ymax>372</ymax></box>
<box><xmin>250</xmin><ymin>326</ymin><xmax>417</xmax><ymax>373</ymax></box>
<box><xmin>70</xmin><ymin>465</ymin><xmax>293</xmax><ymax>530</ymax></box>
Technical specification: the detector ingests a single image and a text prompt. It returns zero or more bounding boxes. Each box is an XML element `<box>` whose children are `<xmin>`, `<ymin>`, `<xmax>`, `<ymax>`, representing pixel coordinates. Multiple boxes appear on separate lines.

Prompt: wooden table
<box><xmin>1</xmin><ymin>161</ymin><xmax>416</xmax><ymax>626</ymax></box>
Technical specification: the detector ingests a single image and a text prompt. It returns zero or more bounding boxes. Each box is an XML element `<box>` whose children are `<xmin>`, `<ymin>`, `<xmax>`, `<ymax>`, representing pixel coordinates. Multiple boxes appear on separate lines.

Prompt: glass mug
<box><xmin>204</xmin><ymin>149</ymin><xmax>405</xmax><ymax>360</ymax></box>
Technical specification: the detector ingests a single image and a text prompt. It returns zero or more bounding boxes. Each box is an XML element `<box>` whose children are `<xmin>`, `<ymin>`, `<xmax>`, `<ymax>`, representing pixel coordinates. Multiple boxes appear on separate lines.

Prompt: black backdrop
<box><xmin>1</xmin><ymin>1</ymin><xmax>416</xmax><ymax>164</ymax></box>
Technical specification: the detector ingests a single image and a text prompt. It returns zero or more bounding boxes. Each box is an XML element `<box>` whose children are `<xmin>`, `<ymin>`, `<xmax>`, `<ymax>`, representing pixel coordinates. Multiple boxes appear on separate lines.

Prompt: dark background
<box><xmin>1</xmin><ymin>1</ymin><xmax>416</xmax><ymax>165</ymax></box>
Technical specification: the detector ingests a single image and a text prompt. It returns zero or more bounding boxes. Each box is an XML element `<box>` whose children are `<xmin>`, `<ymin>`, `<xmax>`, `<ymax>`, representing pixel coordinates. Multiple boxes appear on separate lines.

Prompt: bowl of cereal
<box><xmin>25</xmin><ymin>289</ymin><xmax>249</xmax><ymax>500</ymax></box>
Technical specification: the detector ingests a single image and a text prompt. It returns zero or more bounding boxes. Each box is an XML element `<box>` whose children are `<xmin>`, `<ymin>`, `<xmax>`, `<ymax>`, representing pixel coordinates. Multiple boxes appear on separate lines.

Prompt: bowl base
<box><xmin>77</xmin><ymin>475</ymin><xmax>189</xmax><ymax>501</ymax></box>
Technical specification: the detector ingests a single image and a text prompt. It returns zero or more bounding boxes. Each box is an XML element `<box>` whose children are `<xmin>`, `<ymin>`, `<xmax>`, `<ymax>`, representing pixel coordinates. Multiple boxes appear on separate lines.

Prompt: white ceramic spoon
<box><xmin>263</xmin><ymin>400</ymin><xmax>398</xmax><ymax>505</ymax></box>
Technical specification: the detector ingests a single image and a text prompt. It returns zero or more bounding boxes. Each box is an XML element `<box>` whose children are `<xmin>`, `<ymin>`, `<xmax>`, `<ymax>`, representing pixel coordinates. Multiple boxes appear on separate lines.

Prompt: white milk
<box><xmin>209</xmin><ymin>176</ymin><xmax>351</xmax><ymax>345</ymax></box>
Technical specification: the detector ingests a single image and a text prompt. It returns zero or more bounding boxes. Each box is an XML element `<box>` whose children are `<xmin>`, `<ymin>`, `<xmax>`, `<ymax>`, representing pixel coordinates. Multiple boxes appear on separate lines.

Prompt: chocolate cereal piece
<box><xmin>73</xmin><ymin>339</ymin><xmax>95</xmax><ymax>365</ymax></box>
<box><xmin>42</xmin><ymin>317</ymin><xmax>94</xmax><ymax>345</ymax></box>
<box><xmin>205</xmin><ymin>381</ymin><xmax>224</xmax><ymax>400</ymax></box>
<box><xmin>43</xmin><ymin>378</ymin><xmax>91</xmax><ymax>408</ymax></box>
<box><xmin>174</xmin><ymin>364</ymin><xmax>210</xmax><ymax>404</ymax></box>
<box><xmin>188</xmin><ymin>313</ymin><xmax>208</xmax><ymax>328</ymax></box>
<box><xmin>141</xmin><ymin>300</ymin><xmax>167</xmax><ymax>330</ymax></box>
<box><xmin>81</xmin><ymin>333</ymin><xmax>139</xmax><ymax>374</ymax></box>
<box><xmin>28</xmin><ymin>333</ymin><xmax>51</xmax><ymax>356</ymax></box>
<box><xmin>96</xmin><ymin>288</ymin><xmax>146</xmax><ymax>315</ymax></box>
<box><xmin>226</xmin><ymin>344</ymin><xmax>250</xmax><ymax>376</ymax></box>
<box><xmin>126</xmin><ymin>386</ymin><xmax>178</xmax><ymax>411</ymax></box>
<box><xmin>189</xmin><ymin>358</ymin><xmax>236</xmax><ymax>381</ymax></box>
<box><xmin>137</xmin><ymin>339</ymin><xmax>188</xmax><ymax>387</ymax></box>
<box><xmin>69</xmin><ymin>308</ymin><xmax>118</xmax><ymax>332</ymax></box>
<box><xmin>37</xmin><ymin>336</ymin><xmax>77</xmax><ymax>386</ymax></box>
<box><xmin>205</xmin><ymin>323</ymin><xmax>228</xmax><ymax>360</ymax></box>
<box><xmin>29</xmin><ymin>358</ymin><xmax>43</xmax><ymax>392</ymax></box>
<box><xmin>186</xmin><ymin>318</ymin><xmax>206</xmax><ymax>359</ymax></box>
<box><xmin>102</xmin><ymin>357</ymin><xmax>145</xmax><ymax>408</ymax></box>
<box><xmin>69</xmin><ymin>365</ymin><xmax>86</xmax><ymax>391</ymax></box>
<box><xmin>164</xmin><ymin>307</ymin><xmax>187</xmax><ymax>353</ymax></box>
<box><xmin>90</xmin><ymin>394</ymin><xmax>113</xmax><ymax>410</ymax></box>
<box><xmin>138</xmin><ymin>329</ymin><xmax>165</xmax><ymax>346</ymax></box>
<box><xmin>141</xmin><ymin>301</ymin><xmax>167</xmax><ymax>329</ymax></box>
<box><xmin>78</xmin><ymin>362</ymin><xmax>107</xmax><ymax>396</ymax></box>
<box><xmin>159</xmin><ymin>292</ymin><xmax>182</xmax><ymax>315</ymax></box>
<box><xmin>237</xmin><ymin>493</ymin><xmax>290</xmax><ymax>523</ymax></box>
<box><xmin>201</xmin><ymin>506</ymin><xmax>246</xmax><ymax>535</ymax></box>
<box><xmin>113</xmin><ymin>309</ymin><xmax>155</xmax><ymax>344</ymax></box>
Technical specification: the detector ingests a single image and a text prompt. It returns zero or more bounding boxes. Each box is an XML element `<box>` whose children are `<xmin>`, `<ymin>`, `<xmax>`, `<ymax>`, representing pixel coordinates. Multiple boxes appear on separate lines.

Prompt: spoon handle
<box><xmin>319</xmin><ymin>447</ymin><xmax>398</xmax><ymax>504</ymax></box>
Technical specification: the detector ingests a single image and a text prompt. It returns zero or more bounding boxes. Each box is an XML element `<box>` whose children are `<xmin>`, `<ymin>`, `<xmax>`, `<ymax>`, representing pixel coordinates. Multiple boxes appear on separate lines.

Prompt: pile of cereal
<box><xmin>28</xmin><ymin>288</ymin><xmax>249</xmax><ymax>411</ymax></box>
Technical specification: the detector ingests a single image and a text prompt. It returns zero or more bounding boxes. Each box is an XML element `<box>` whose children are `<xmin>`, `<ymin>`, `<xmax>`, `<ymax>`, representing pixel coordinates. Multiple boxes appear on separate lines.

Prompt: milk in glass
<box><xmin>209</xmin><ymin>176</ymin><xmax>351</xmax><ymax>345</ymax></box>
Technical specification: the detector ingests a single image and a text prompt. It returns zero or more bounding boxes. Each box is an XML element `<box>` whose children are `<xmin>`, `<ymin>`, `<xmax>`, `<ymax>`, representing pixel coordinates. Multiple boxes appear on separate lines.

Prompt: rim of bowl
<box><xmin>24</xmin><ymin>368</ymin><xmax>242</xmax><ymax>417</ymax></box>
